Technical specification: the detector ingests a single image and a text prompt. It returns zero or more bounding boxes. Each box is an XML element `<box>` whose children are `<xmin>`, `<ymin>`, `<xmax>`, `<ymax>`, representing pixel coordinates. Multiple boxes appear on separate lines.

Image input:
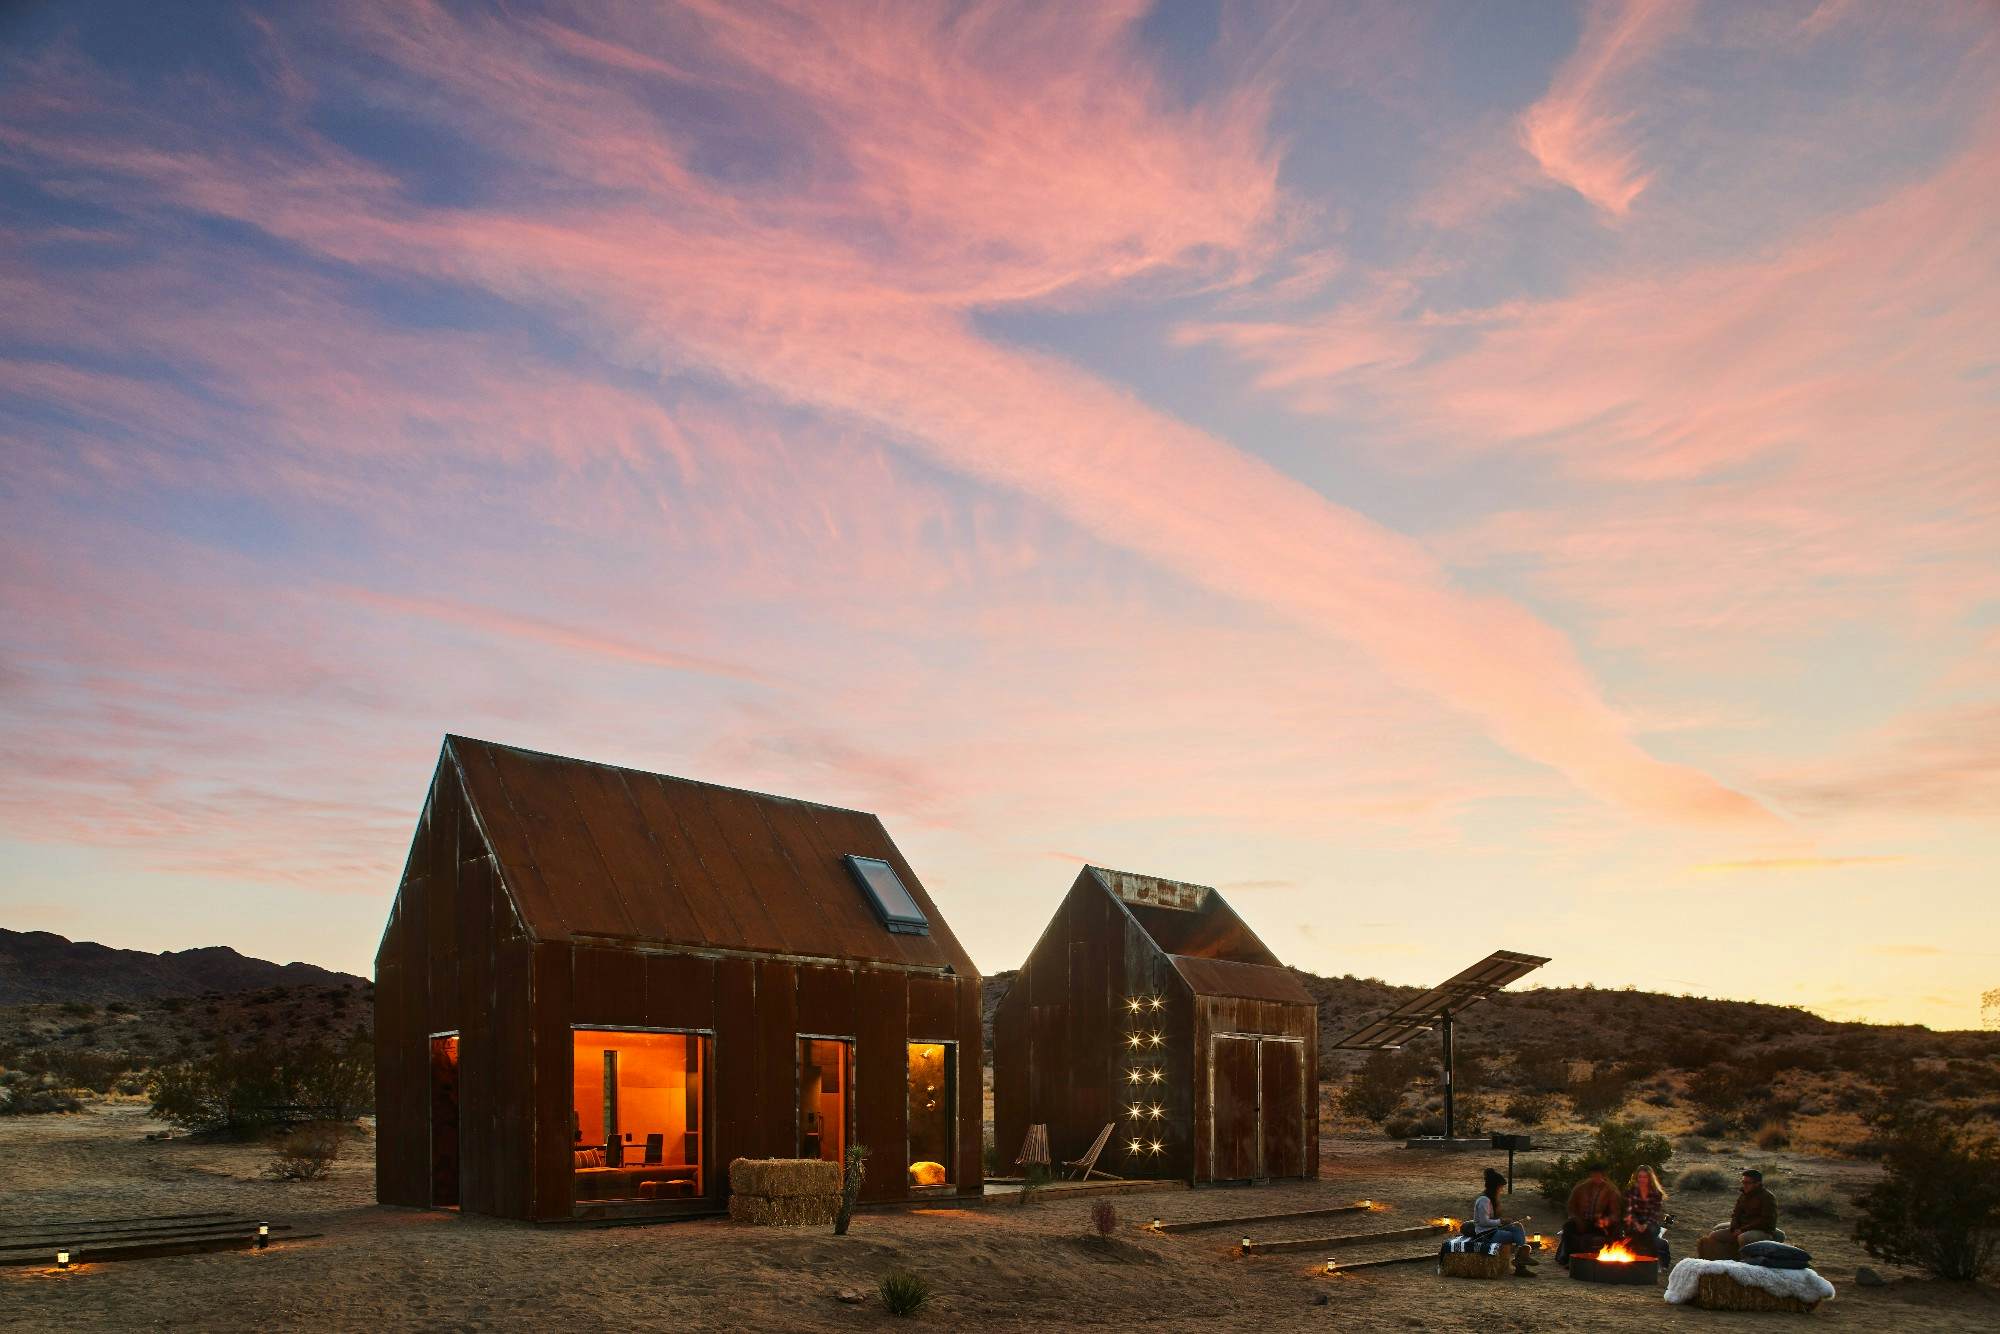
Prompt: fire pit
<box><xmin>1569</xmin><ymin>1239</ymin><xmax>1659</xmax><ymax>1285</ymax></box>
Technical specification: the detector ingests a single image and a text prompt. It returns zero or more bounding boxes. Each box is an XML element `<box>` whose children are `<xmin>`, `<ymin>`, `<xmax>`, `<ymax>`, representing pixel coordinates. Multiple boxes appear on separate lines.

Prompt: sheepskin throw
<box><xmin>1664</xmin><ymin>1257</ymin><xmax>1836</xmax><ymax>1307</ymax></box>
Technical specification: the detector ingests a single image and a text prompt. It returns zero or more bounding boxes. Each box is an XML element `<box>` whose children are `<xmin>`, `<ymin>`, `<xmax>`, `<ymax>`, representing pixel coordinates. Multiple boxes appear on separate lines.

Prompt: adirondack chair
<box><xmin>1063</xmin><ymin>1123</ymin><xmax>1121</xmax><ymax>1181</ymax></box>
<box><xmin>1015</xmin><ymin>1123</ymin><xmax>1051</xmax><ymax>1171</ymax></box>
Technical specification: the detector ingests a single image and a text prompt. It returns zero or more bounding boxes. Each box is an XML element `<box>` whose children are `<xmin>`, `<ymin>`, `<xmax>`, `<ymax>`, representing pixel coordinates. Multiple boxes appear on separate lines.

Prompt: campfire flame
<box><xmin>1588</xmin><ymin>1240</ymin><xmax>1642</xmax><ymax>1264</ymax></box>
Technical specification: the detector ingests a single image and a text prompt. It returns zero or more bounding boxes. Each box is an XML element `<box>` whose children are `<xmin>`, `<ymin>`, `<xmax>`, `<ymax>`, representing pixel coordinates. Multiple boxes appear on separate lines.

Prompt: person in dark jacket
<box><xmin>1556</xmin><ymin>1160</ymin><xmax>1624</xmax><ymax>1266</ymax></box>
<box><xmin>1698</xmin><ymin>1168</ymin><xmax>1779</xmax><ymax>1259</ymax></box>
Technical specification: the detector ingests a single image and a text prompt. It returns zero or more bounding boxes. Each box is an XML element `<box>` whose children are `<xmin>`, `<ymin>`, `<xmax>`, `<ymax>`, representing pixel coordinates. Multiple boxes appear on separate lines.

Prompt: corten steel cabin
<box><xmin>994</xmin><ymin>867</ymin><xmax>1319</xmax><ymax>1184</ymax></box>
<box><xmin>375</xmin><ymin>736</ymin><xmax>983</xmax><ymax>1221</ymax></box>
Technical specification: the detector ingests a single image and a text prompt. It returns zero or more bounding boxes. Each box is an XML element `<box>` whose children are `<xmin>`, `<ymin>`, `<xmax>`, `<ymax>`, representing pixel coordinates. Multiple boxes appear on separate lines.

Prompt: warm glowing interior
<box><xmin>905</xmin><ymin>1041</ymin><xmax>954</xmax><ymax>1186</ymax></box>
<box><xmin>799</xmin><ymin>1038</ymin><xmax>850</xmax><ymax>1164</ymax></box>
<box><xmin>571</xmin><ymin>1029</ymin><xmax>706</xmax><ymax>1202</ymax></box>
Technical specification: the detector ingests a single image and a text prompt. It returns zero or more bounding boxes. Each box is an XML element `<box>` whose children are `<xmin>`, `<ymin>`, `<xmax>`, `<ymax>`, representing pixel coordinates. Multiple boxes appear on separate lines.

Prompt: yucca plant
<box><xmin>879</xmin><ymin>1269</ymin><xmax>930</xmax><ymax>1316</ymax></box>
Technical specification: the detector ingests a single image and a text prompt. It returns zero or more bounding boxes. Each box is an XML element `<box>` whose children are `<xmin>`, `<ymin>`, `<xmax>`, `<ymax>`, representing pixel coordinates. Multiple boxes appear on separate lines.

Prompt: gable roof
<box><xmin>1083</xmin><ymin>865</ymin><xmax>1313</xmax><ymax>1005</ymax></box>
<box><xmin>440</xmin><ymin>735</ymin><xmax>975</xmax><ymax>976</ymax></box>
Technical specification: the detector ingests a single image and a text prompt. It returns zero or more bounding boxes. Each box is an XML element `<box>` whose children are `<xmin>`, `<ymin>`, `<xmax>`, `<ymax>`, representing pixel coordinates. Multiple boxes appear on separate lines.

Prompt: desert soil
<box><xmin>4</xmin><ymin>1104</ymin><xmax>1995</xmax><ymax>1331</ymax></box>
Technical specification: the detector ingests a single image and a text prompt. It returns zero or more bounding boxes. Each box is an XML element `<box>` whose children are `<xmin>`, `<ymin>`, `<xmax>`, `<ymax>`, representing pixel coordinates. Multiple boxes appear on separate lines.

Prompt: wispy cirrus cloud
<box><xmin>1691</xmin><ymin>855</ymin><xmax>1906</xmax><ymax>874</ymax></box>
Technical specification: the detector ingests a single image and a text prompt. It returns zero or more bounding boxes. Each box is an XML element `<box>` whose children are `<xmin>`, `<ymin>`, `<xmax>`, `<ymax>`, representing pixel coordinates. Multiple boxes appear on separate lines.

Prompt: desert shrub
<box><xmin>0</xmin><ymin>1072</ymin><xmax>84</xmax><ymax>1116</ymax></box>
<box><xmin>1339</xmin><ymin>1049</ymin><xmax>1415</xmax><ymax>1123</ymax></box>
<box><xmin>264</xmin><ymin>1122</ymin><xmax>343</xmax><ymax>1181</ymax></box>
<box><xmin>1569</xmin><ymin>1064</ymin><xmax>1633</xmax><ymax>1119</ymax></box>
<box><xmin>1503</xmin><ymin>1092</ymin><xmax>1554</xmax><ymax>1127</ymax></box>
<box><xmin>1017</xmin><ymin>1159</ymin><xmax>1052</xmax><ymax>1206</ymax></box>
<box><xmin>107</xmin><ymin>1000</ymin><xmax>136</xmax><ymax>1015</ymax></box>
<box><xmin>160</xmin><ymin>997</ymin><xmax>188</xmax><ymax>1014</ymax></box>
<box><xmin>1513</xmin><ymin>1046</ymin><xmax>1570</xmax><ymax>1094</ymax></box>
<box><xmin>59</xmin><ymin>1001</ymin><xmax>97</xmax><ymax>1018</ymax></box>
<box><xmin>1536</xmin><ymin>1119</ymin><xmax>1675</xmax><ymax>1211</ymax></box>
<box><xmin>1662</xmin><ymin>1033</ymin><xmax>1725</xmax><ymax>1071</ymax></box>
<box><xmin>1677</xmin><ymin>1167</ymin><xmax>1731</xmax><ymax>1192</ymax></box>
<box><xmin>148</xmin><ymin>1032</ymin><xmax>373</xmax><ymax>1136</ymax></box>
<box><xmin>1687</xmin><ymin>1064</ymin><xmax>1757</xmax><ymax>1128</ymax></box>
<box><xmin>879</xmin><ymin>1270</ymin><xmax>930</xmax><ymax>1317</ymax></box>
<box><xmin>1755</xmin><ymin>1119</ymin><xmax>1792</xmax><ymax>1150</ymax></box>
<box><xmin>1787</xmin><ymin>1183</ymin><xmax>1843</xmax><ymax>1219</ymax></box>
<box><xmin>1090</xmin><ymin>1200</ymin><xmax>1117</xmax><ymax>1237</ymax></box>
<box><xmin>833</xmin><ymin>1143</ymin><xmax>871</xmax><ymax>1235</ymax></box>
<box><xmin>1854</xmin><ymin>1113</ymin><xmax>2000</xmax><ymax>1281</ymax></box>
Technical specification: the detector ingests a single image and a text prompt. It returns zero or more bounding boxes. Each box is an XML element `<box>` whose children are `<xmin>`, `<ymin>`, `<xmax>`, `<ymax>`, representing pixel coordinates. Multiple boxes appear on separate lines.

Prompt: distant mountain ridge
<box><xmin>0</xmin><ymin>929</ymin><xmax>366</xmax><ymax>1004</ymax></box>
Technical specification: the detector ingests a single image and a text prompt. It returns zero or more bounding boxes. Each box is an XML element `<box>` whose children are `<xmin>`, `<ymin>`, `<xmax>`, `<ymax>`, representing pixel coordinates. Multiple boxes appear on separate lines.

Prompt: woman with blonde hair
<box><xmin>1625</xmin><ymin>1164</ymin><xmax>1671</xmax><ymax>1266</ymax></box>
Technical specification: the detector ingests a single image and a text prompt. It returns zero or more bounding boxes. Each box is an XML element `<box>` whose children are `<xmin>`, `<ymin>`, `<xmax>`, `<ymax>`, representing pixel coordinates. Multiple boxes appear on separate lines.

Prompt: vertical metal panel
<box><xmin>784</xmin><ymin>803</ymin><xmax>927</xmax><ymax>970</ymax></box>
<box><xmin>667</xmin><ymin>786</ymin><xmax>791</xmax><ymax>954</ymax></box>
<box><xmin>992</xmin><ymin>979</ymin><xmax>1027</xmax><ymax>1176</ymax></box>
<box><xmin>572</xmin><ymin>945</ymin><xmax>645</xmax><ymax>1026</ymax></box>
<box><xmin>1259</xmin><ymin>1038</ymin><xmax>1307</xmax><ymax>1178</ymax></box>
<box><xmin>954</xmin><ymin>977</ymin><xmax>984</xmax><ymax>1194</ymax></box>
<box><xmin>906</xmin><ymin>974</ymin><xmax>956</xmax><ymax>1040</ymax></box>
<box><xmin>455</xmin><ymin>855</ymin><xmax>497</xmax><ymax>1216</ymax></box>
<box><xmin>1209</xmin><ymin>1034</ymin><xmax>1259</xmax><ymax>1180</ymax></box>
<box><xmin>487</xmin><ymin>936</ymin><xmax>533</xmax><ymax>1219</ymax></box>
<box><xmin>424</xmin><ymin>776</ymin><xmax>460</xmax><ymax>1037</ymax></box>
<box><xmin>448</xmin><ymin>740</ymin><xmax>570</xmax><ymax>937</ymax></box>
<box><xmin>526</xmin><ymin>941</ymin><xmax>571</xmax><ymax>1220</ymax></box>
<box><xmin>755</xmin><ymin>962</ymin><xmax>799</xmax><ymax>1158</ymax></box>
<box><xmin>795</xmin><ymin>965</ymin><xmax>856</xmax><ymax>1038</ymax></box>
<box><xmin>854</xmin><ymin>967</ymin><xmax>907</xmax><ymax>1201</ymax></box>
<box><xmin>643</xmin><ymin>951</ymin><xmax>715</xmax><ymax>1031</ymax></box>
<box><xmin>712</xmin><ymin>956</ymin><xmax>759</xmax><ymax>1178</ymax></box>
<box><xmin>486</xmin><ymin>746</ymin><xmax>638</xmax><ymax>939</ymax></box>
<box><xmin>554</xmin><ymin>761</ymin><xmax>700</xmax><ymax>944</ymax></box>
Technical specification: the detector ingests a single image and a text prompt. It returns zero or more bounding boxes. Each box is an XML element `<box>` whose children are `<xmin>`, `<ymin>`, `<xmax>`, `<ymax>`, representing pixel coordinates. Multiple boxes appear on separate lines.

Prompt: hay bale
<box><xmin>1694</xmin><ymin>1272</ymin><xmax>1819</xmax><ymax>1313</ymax></box>
<box><xmin>1441</xmin><ymin>1245</ymin><xmax>1514</xmax><ymax>1279</ymax></box>
<box><xmin>728</xmin><ymin>1157</ymin><xmax>844</xmax><ymax>1198</ymax></box>
<box><xmin>728</xmin><ymin>1192</ymin><xmax>840</xmax><ymax>1227</ymax></box>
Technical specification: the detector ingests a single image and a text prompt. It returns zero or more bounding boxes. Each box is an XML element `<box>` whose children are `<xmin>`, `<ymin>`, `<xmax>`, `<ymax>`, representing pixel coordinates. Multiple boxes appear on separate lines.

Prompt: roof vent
<box><xmin>844</xmin><ymin>855</ymin><xmax>930</xmax><ymax>935</ymax></box>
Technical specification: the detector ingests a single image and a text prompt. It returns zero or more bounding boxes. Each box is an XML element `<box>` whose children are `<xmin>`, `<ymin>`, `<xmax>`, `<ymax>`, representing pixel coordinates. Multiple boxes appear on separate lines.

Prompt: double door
<box><xmin>1208</xmin><ymin>1034</ymin><xmax>1306</xmax><ymax>1181</ymax></box>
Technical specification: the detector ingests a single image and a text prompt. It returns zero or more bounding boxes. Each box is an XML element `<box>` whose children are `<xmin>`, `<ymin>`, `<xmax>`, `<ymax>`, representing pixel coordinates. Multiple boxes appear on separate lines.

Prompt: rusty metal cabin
<box><xmin>374</xmin><ymin>736</ymin><xmax>983</xmax><ymax>1221</ymax></box>
<box><xmin>994</xmin><ymin>867</ymin><xmax>1318</xmax><ymax>1185</ymax></box>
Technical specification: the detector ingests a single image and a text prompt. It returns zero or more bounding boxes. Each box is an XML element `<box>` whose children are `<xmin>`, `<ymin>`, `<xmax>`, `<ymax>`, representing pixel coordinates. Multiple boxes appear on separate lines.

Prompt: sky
<box><xmin>2</xmin><ymin>1</ymin><xmax>1996</xmax><ymax>1030</ymax></box>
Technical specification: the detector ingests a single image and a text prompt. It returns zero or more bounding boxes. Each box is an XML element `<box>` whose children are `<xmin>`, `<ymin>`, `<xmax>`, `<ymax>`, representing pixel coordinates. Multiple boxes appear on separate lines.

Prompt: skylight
<box><xmin>844</xmin><ymin>855</ymin><xmax>929</xmax><ymax>935</ymax></box>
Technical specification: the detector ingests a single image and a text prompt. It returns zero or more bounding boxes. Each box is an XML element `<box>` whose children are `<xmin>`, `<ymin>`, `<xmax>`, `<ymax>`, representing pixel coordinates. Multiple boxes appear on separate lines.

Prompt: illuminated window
<box><xmin>906</xmin><ymin>1042</ymin><xmax>955</xmax><ymax>1186</ymax></box>
<box><xmin>798</xmin><ymin>1038</ymin><xmax>851</xmax><ymax>1164</ymax></box>
<box><xmin>571</xmin><ymin>1029</ymin><xmax>707</xmax><ymax>1204</ymax></box>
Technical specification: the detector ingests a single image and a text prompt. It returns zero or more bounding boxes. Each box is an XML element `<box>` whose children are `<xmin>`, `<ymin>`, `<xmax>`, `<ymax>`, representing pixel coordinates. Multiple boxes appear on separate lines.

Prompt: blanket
<box><xmin>1441</xmin><ymin>1236</ymin><xmax>1511</xmax><ymax>1256</ymax></box>
<box><xmin>1664</xmin><ymin>1258</ymin><xmax>1836</xmax><ymax>1306</ymax></box>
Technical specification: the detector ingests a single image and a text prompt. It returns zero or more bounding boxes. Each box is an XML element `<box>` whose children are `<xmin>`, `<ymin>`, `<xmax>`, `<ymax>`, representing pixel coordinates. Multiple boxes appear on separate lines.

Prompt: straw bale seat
<box><xmin>1440</xmin><ymin>1243</ymin><xmax>1514</xmax><ymax>1279</ymax></box>
<box><xmin>1693</xmin><ymin>1272</ymin><xmax>1819</xmax><ymax>1312</ymax></box>
<box><xmin>727</xmin><ymin>1158</ymin><xmax>842</xmax><ymax>1227</ymax></box>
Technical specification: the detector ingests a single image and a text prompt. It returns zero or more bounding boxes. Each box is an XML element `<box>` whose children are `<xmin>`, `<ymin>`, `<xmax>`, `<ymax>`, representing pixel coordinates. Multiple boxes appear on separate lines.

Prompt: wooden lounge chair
<box><xmin>1064</xmin><ymin>1123</ymin><xmax>1121</xmax><ymax>1181</ymax></box>
<box><xmin>1015</xmin><ymin>1123</ymin><xmax>1051</xmax><ymax>1171</ymax></box>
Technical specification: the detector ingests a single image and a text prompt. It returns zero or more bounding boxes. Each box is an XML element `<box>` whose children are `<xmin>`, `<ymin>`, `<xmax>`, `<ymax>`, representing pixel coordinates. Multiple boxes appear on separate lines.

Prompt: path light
<box><xmin>257</xmin><ymin>1223</ymin><xmax>269</xmax><ymax>1249</ymax></box>
<box><xmin>1149</xmin><ymin>1218</ymin><xmax>1162</xmax><ymax>1231</ymax></box>
<box><xmin>56</xmin><ymin>1250</ymin><xmax>70</xmax><ymax>1270</ymax></box>
<box><xmin>1241</xmin><ymin>1236</ymin><xmax>1252</xmax><ymax>1253</ymax></box>
<box><xmin>1324</xmin><ymin>1260</ymin><xmax>1337</xmax><ymax>1275</ymax></box>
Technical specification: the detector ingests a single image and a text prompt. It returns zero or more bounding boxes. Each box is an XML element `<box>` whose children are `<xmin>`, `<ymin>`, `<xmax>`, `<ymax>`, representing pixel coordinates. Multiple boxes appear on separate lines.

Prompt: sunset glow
<box><xmin>2</xmin><ymin>2</ymin><xmax>1996</xmax><ymax>1027</ymax></box>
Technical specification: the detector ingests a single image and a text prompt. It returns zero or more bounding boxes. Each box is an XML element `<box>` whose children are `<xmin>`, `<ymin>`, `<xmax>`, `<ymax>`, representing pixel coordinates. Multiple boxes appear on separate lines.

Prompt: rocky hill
<box><xmin>0</xmin><ymin>929</ymin><xmax>365</xmax><ymax>1005</ymax></box>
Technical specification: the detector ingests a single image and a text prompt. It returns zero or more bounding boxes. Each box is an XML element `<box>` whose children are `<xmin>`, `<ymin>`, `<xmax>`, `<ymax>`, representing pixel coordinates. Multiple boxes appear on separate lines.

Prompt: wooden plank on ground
<box><xmin>0</xmin><ymin>1224</ymin><xmax>293</xmax><ymax>1258</ymax></box>
<box><xmin>0</xmin><ymin>1211</ymin><xmax>231</xmax><ymax>1236</ymax></box>
<box><xmin>1244</xmin><ymin>1223</ymin><xmax>1448</xmax><ymax>1255</ymax></box>
<box><xmin>0</xmin><ymin>1218</ymin><xmax>271</xmax><ymax>1248</ymax></box>
<box><xmin>1322</xmin><ymin>1252</ymin><xmax>1437</xmax><ymax>1273</ymax></box>
<box><xmin>1157</xmin><ymin>1203</ymin><xmax>1375</xmax><ymax>1234</ymax></box>
<box><xmin>6</xmin><ymin>1232</ymin><xmax>321</xmax><ymax>1268</ymax></box>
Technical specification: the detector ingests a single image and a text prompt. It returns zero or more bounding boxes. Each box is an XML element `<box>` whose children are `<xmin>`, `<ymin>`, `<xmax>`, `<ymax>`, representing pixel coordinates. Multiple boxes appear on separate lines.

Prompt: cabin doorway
<box><xmin>1208</xmin><ymin>1034</ymin><xmax>1306</xmax><ymax>1181</ymax></box>
<box><xmin>797</xmin><ymin>1037</ymin><xmax>853</xmax><ymax>1165</ymax></box>
<box><xmin>428</xmin><ymin>1034</ymin><xmax>460</xmax><ymax>1207</ymax></box>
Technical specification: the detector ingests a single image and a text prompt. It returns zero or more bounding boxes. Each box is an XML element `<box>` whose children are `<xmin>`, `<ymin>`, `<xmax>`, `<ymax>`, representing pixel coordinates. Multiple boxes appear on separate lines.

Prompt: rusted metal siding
<box><xmin>379</xmin><ymin>737</ymin><xmax>985</xmax><ymax>1221</ymax></box>
<box><xmin>445</xmin><ymin>735</ymin><xmax>976</xmax><ymax>975</ymax></box>
<box><xmin>996</xmin><ymin>866</ymin><xmax>1318</xmax><ymax>1185</ymax></box>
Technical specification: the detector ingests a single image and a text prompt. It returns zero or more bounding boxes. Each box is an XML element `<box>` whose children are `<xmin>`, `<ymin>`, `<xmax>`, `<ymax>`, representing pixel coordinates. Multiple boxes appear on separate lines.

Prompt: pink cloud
<box><xmin>1518</xmin><ymin>0</ymin><xmax>1689</xmax><ymax>217</ymax></box>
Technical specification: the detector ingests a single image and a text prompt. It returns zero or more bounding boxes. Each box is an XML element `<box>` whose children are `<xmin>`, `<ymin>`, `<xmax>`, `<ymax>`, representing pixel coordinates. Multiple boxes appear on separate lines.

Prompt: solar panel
<box><xmin>844</xmin><ymin>855</ymin><xmax>930</xmax><ymax>935</ymax></box>
<box><xmin>1332</xmin><ymin>949</ymin><xmax>1548</xmax><ymax>1049</ymax></box>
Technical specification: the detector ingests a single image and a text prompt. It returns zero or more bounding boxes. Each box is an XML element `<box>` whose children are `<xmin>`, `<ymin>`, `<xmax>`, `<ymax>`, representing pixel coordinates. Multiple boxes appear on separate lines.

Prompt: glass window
<box><xmin>905</xmin><ymin>1041</ymin><xmax>955</xmax><ymax>1187</ymax></box>
<box><xmin>844</xmin><ymin>855</ymin><xmax>929</xmax><ymax>934</ymax></box>
<box><xmin>798</xmin><ymin>1038</ymin><xmax>851</xmax><ymax>1164</ymax></box>
<box><xmin>571</xmin><ymin>1029</ymin><xmax>707</xmax><ymax>1203</ymax></box>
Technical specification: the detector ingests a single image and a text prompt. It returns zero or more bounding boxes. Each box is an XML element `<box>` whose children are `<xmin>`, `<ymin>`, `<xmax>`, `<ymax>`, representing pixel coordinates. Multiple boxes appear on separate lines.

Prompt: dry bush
<box><xmin>264</xmin><ymin>1121</ymin><xmax>343</xmax><ymax>1181</ymax></box>
<box><xmin>1755</xmin><ymin>1119</ymin><xmax>1792</xmax><ymax>1150</ymax></box>
<box><xmin>1090</xmin><ymin>1200</ymin><xmax>1117</xmax><ymax>1237</ymax></box>
<box><xmin>1677</xmin><ymin>1167</ymin><xmax>1731</xmax><ymax>1192</ymax></box>
<box><xmin>1855</xmin><ymin>1113</ymin><xmax>2000</xmax><ymax>1281</ymax></box>
<box><xmin>1504</xmin><ymin>1092</ymin><xmax>1555</xmax><ymax>1127</ymax></box>
<box><xmin>1569</xmin><ymin>1064</ymin><xmax>1633</xmax><ymax>1119</ymax></box>
<box><xmin>1338</xmin><ymin>1049</ymin><xmax>1416</xmax><ymax>1123</ymax></box>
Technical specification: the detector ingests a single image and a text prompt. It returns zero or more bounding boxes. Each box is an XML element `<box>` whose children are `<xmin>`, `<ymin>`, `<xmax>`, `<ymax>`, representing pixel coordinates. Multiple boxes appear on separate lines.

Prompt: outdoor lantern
<box><xmin>55</xmin><ymin>1250</ymin><xmax>70</xmax><ymax>1270</ymax></box>
<box><xmin>1324</xmin><ymin>1260</ymin><xmax>1337</xmax><ymax>1275</ymax></box>
<box><xmin>257</xmin><ymin>1222</ymin><xmax>269</xmax><ymax>1249</ymax></box>
<box><xmin>1150</xmin><ymin>1218</ymin><xmax>1162</xmax><ymax>1231</ymax></box>
<box><xmin>1241</xmin><ymin>1237</ymin><xmax>1252</xmax><ymax>1252</ymax></box>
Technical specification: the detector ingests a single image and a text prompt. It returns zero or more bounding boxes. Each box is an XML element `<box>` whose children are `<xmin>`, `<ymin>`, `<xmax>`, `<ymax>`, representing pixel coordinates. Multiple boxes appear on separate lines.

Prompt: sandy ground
<box><xmin>4</xmin><ymin>1105</ymin><xmax>1996</xmax><ymax>1331</ymax></box>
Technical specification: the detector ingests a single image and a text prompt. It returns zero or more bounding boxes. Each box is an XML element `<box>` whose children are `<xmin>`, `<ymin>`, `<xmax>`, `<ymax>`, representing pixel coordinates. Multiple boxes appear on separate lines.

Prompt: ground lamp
<box><xmin>56</xmin><ymin>1249</ymin><xmax>70</xmax><ymax>1270</ymax></box>
<box><xmin>257</xmin><ymin>1222</ymin><xmax>269</xmax><ymax>1249</ymax></box>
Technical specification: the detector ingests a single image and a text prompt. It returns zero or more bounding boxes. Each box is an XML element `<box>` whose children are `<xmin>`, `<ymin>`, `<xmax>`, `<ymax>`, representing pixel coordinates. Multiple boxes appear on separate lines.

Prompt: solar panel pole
<box><xmin>1441</xmin><ymin>1009</ymin><xmax>1455</xmax><ymax>1140</ymax></box>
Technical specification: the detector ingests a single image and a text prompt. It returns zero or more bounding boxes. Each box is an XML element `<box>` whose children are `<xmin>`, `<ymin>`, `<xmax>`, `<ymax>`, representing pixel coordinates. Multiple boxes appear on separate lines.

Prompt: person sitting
<box><xmin>1697</xmin><ymin>1168</ymin><xmax>1780</xmax><ymax>1260</ymax></box>
<box><xmin>1556</xmin><ymin>1160</ymin><xmax>1624</xmax><ymax>1266</ymax></box>
<box><xmin>1623</xmin><ymin>1164</ymin><xmax>1672</xmax><ymax>1267</ymax></box>
<box><xmin>1471</xmin><ymin>1167</ymin><xmax>1540</xmax><ymax>1275</ymax></box>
